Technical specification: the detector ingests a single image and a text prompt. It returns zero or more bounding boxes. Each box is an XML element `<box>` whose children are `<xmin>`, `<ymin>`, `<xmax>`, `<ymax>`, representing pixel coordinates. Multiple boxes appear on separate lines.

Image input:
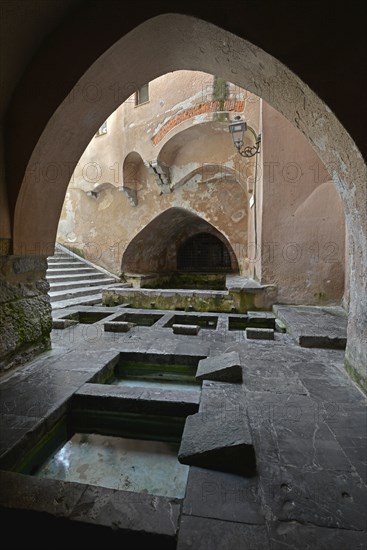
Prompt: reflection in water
<box><xmin>35</xmin><ymin>433</ymin><xmax>189</xmax><ymax>498</ymax></box>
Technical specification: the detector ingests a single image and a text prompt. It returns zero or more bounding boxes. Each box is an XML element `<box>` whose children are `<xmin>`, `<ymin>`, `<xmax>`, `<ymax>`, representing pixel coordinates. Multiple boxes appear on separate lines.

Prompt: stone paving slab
<box><xmin>0</xmin><ymin>470</ymin><xmax>86</xmax><ymax>517</ymax></box>
<box><xmin>269</xmin><ymin>520</ymin><xmax>367</xmax><ymax>549</ymax></box>
<box><xmin>177</xmin><ymin>515</ymin><xmax>270</xmax><ymax>550</ymax></box>
<box><xmin>183</xmin><ymin>466</ymin><xmax>264</xmax><ymax>524</ymax></box>
<box><xmin>273</xmin><ymin>305</ymin><xmax>347</xmax><ymax>349</ymax></box>
<box><xmin>259</xmin><ymin>461</ymin><xmax>367</xmax><ymax>531</ymax></box>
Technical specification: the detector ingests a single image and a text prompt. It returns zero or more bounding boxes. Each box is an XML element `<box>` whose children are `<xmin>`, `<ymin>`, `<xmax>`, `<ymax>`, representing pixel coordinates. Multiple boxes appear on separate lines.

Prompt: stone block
<box><xmin>70</xmin><ymin>484</ymin><xmax>181</xmax><ymax>536</ymax></box>
<box><xmin>73</xmin><ymin>383</ymin><xmax>200</xmax><ymax>416</ymax></box>
<box><xmin>195</xmin><ymin>351</ymin><xmax>242</xmax><ymax>382</ymax></box>
<box><xmin>52</xmin><ymin>318</ymin><xmax>78</xmax><ymax>329</ymax></box>
<box><xmin>172</xmin><ymin>324</ymin><xmax>200</xmax><ymax>335</ymax></box>
<box><xmin>246</xmin><ymin>327</ymin><xmax>274</xmax><ymax>340</ymax></box>
<box><xmin>178</xmin><ymin>411</ymin><xmax>256</xmax><ymax>476</ymax></box>
<box><xmin>104</xmin><ymin>321</ymin><xmax>134</xmax><ymax>332</ymax></box>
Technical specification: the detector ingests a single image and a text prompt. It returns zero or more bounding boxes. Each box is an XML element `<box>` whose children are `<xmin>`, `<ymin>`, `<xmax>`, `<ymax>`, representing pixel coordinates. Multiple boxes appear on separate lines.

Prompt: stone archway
<box><xmin>11</xmin><ymin>14</ymin><xmax>367</xmax><ymax>384</ymax></box>
<box><xmin>121</xmin><ymin>207</ymin><xmax>239</xmax><ymax>275</ymax></box>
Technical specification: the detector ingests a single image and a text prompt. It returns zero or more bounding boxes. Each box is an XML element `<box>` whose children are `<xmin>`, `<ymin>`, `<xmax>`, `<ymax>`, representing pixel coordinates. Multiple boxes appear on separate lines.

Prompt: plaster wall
<box><xmin>260</xmin><ymin>103</ymin><xmax>345</xmax><ymax>304</ymax></box>
<box><xmin>57</xmin><ymin>71</ymin><xmax>252</xmax><ymax>276</ymax></box>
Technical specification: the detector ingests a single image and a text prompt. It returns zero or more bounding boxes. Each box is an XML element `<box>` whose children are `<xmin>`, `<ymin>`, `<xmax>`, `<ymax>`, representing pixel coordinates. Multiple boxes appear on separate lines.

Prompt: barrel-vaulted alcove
<box><xmin>121</xmin><ymin>207</ymin><xmax>239</xmax><ymax>282</ymax></box>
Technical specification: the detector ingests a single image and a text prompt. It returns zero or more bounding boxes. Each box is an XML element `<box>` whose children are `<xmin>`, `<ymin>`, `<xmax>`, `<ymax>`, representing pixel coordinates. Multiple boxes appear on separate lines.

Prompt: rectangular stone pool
<box><xmin>228</xmin><ymin>314</ymin><xmax>275</xmax><ymax>331</ymax></box>
<box><xmin>18</xmin><ymin>410</ymin><xmax>190</xmax><ymax>499</ymax></box>
<box><xmin>97</xmin><ymin>352</ymin><xmax>203</xmax><ymax>392</ymax></box>
<box><xmin>164</xmin><ymin>315</ymin><xmax>218</xmax><ymax>330</ymax></box>
<box><xmin>112</xmin><ymin>312</ymin><xmax>163</xmax><ymax>326</ymax></box>
<box><xmin>35</xmin><ymin>432</ymin><xmax>189</xmax><ymax>497</ymax></box>
<box><xmin>60</xmin><ymin>310</ymin><xmax>112</xmax><ymax>324</ymax></box>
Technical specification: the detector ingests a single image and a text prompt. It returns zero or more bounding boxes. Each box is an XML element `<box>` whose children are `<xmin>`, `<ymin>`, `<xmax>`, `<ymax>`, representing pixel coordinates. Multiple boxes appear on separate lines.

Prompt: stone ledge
<box><xmin>73</xmin><ymin>383</ymin><xmax>200</xmax><ymax>416</ymax></box>
<box><xmin>0</xmin><ymin>470</ymin><xmax>181</xmax><ymax>537</ymax></box>
<box><xmin>52</xmin><ymin>318</ymin><xmax>78</xmax><ymax>329</ymax></box>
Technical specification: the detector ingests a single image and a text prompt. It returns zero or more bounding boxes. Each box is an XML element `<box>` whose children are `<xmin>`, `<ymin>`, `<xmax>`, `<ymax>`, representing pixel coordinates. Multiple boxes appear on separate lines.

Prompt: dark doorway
<box><xmin>177</xmin><ymin>233</ymin><xmax>232</xmax><ymax>272</ymax></box>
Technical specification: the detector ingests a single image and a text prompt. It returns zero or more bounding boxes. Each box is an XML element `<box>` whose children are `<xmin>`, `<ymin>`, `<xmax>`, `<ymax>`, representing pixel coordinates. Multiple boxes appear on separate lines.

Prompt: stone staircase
<box><xmin>47</xmin><ymin>244</ymin><xmax>123</xmax><ymax>309</ymax></box>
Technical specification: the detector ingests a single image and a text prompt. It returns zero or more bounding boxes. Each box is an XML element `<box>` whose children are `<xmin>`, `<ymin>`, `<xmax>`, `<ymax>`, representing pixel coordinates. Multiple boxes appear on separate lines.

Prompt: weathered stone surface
<box><xmin>52</xmin><ymin>318</ymin><xmax>78</xmax><ymax>329</ymax></box>
<box><xmin>269</xmin><ymin>520</ymin><xmax>367</xmax><ymax>549</ymax></box>
<box><xmin>173</xmin><ymin>324</ymin><xmax>200</xmax><ymax>335</ymax></box>
<box><xmin>0</xmin><ymin>255</ymin><xmax>52</xmax><ymax>371</ymax></box>
<box><xmin>246</xmin><ymin>327</ymin><xmax>274</xmax><ymax>340</ymax></box>
<box><xmin>0</xmin><ymin>414</ymin><xmax>40</xmax><ymax>459</ymax></box>
<box><xmin>183</xmin><ymin>467</ymin><xmax>264</xmax><ymax>524</ymax></box>
<box><xmin>244</xmin><ymin>372</ymin><xmax>307</xmax><ymax>394</ymax></box>
<box><xmin>0</xmin><ymin>471</ymin><xmax>181</xmax><ymax>538</ymax></box>
<box><xmin>73</xmin><ymin>382</ymin><xmax>200</xmax><ymax>416</ymax></box>
<box><xmin>103</xmin><ymin>287</ymin><xmax>235</xmax><ymax>313</ymax></box>
<box><xmin>178</xmin><ymin>411</ymin><xmax>256</xmax><ymax>475</ymax></box>
<box><xmin>199</xmin><ymin>381</ymin><xmax>244</xmax><ymax>415</ymax></box>
<box><xmin>259</xmin><ymin>461</ymin><xmax>367</xmax><ymax>531</ymax></box>
<box><xmin>274</xmin><ymin>305</ymin><xmax>347</xmax><ymax>349</ymax></box>
<box><xmin>104</xmin><ymin>321</ymin><xmax>134</xmax><ymax>332</ymax></box>
<box><xmin>0</xmin><ymin>470</ymin><xmax>85</xmax><ymax>516</ymax></box>
<box><xmin>0</xmin><ymin>256</ymin><xmax>48</xmax><ymax>302</ymax></box>
<box><xmin>69</xmin><ymin>484</ymin><xmax>181</xmax><ymax>536</ymax></box>
<box><xmin>301</xmin><ymin>376</ymin><xmax>366</xmax><ymax>403</ymax></box>
<box><xmin>195</xmin><ymin>351</ymin><xmax>242</xmax><ymax>382</ymax></box>
<box><xmin>0</xmin><ymin>295</ymin><xmax>52</xmax><ymax>371</ymax></box>
<box><xmin>177</xmin><ymin>515</ymin><xmax>270</xmax><ymax>549</ymax></box>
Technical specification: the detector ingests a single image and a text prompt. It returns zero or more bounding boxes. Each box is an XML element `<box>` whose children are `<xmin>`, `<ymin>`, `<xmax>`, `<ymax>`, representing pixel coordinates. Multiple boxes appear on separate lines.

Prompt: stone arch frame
<box><xmin>10</xmin><ymin>14</ymin><xmax>367</xmax><ymax>380</ymax></box>
<box><xmin>122</xmin><ymin>151</ymin><xmax>146</xmax><ymax>191</ymax></box>
<box><xmin>121</xmin><ymin>151</ymin><xmax>147</xmax><ymax>205</ymax></box>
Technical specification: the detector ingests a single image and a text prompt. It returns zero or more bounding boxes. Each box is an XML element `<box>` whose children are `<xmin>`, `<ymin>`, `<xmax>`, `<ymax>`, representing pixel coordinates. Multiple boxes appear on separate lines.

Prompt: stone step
<box><xmin>47</xmin><ymin>260</ymin><xmax>85</xmax><ymax>268</ymax></box>
<box><xmin>49</xmin><ymin>286</ymin><xmax>107</xmax><ymax>302</ymax></box>
<box><xmin>47</xmin><ymin>267</ymin><xmax>96</xmax><ymax>275</ymax></box>
<box><xmin>48</xmin><ymin>253</ymin><xmax>74</xmax><ymax>259</ymax></box>
<box><xmin>51</xmin><ymin>295</ymin><xmax>103</xmax><ymax>309</ymax></box>
<box><xmin>47</xmin><ymin>245</ymin><xmax>120</xmax><ymax>307</ymax></box>
<box><xmin>47</xmin><ymin>272</ymin><xmax>108</xmax><ymax>283</ymax></box>
<box><xmin>50</xmin><ymin>278</ymin><xmax>116</xmax><ymax>292</ymax></box>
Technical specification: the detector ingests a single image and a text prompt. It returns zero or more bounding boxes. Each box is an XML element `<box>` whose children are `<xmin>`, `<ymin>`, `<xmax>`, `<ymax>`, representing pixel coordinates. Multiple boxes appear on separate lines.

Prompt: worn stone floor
<box><xmin>0</xmin><ymin>304</ymin><xmax>366</xmax><ymax>549</ymax></box>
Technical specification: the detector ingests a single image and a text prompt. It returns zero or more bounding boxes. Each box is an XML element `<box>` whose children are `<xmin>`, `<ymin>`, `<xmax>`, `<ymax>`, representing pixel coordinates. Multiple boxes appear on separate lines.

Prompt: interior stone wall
<box><xmin>0</xmin><ymin>256</ymin><xmax>52</xmax><ymax>373</ymax></box>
